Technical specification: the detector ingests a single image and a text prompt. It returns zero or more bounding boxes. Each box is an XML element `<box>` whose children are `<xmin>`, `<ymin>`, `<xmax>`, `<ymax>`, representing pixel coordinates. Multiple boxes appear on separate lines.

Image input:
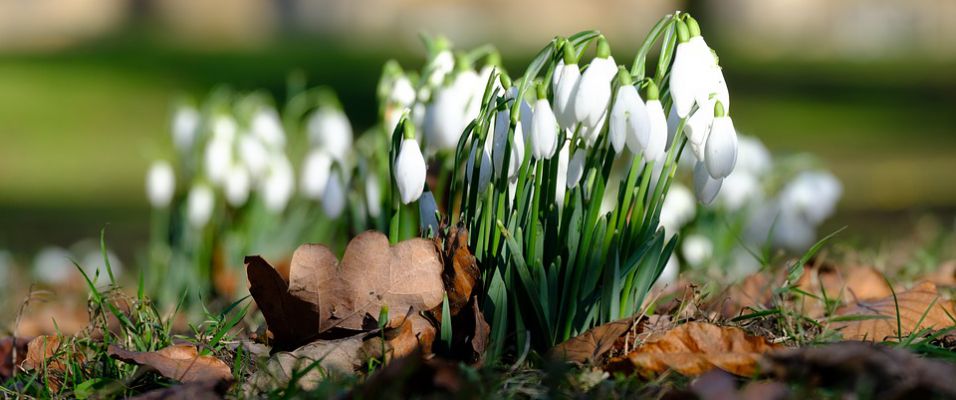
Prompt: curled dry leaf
<box><xmin>762</xmin><ymin>341</ymin><xmax>956</xmax><ymax>399</ymax></box>
<box><xmin>363</xmin><ymin>313</ymin><xmax>437</xmax><ymax>362</ymax></box>
<box><xmin>22</xmin><ymin>335</ymin><xmax>67</xmax><ymax>372</ymax></box>
<box><xmin>437</xmin><ymin>296</ymin><xmax>490</xmax><ymax>364</ymax></box>
<box><xmin>829</xmin><ymin>281</ymin><xmax>956</xmax><ymax>341</ymax></box>
<box><xmin>246</xmin><ymin>231</ymin><xmax>444</xmax><ymax>351</ymax></box>
<box><xmin>245</xmin><ymin>334</ymin><xmax>367</xmax><ymax>393</ymax></box>
<box><xmin>437</xmin><ymin>227</ymin><xmax>479</xmax><ymax>317</ymax></box>
<box><xmin>605</xmin><ymin>322</ymin><xmax>780</xmax><ymax>377</ymax></box>
<box><xmin>108</xmin><ymin>344</ymin><xmax>233</xmax><ymax>384</ymax></box>
<box><xmin>550</xmin><ymin>317</ymin><xmax>634</xmax><ymax>364</ymax></box>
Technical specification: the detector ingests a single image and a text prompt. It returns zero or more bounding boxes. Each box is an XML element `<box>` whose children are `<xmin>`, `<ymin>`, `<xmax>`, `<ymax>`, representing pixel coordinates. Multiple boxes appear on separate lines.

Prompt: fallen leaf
<box><xmin>605</xmin><ymin>322</ymin><xmax>780</xmax><ymax>377</ymax></box>
<box><xmin>829</xmin><ymin>281</ymin><xmax>956</xmax><ymax>341</ymax></box>
<box><xmin>22</xmin><ymin>335</ymin><xmax>65</xmax><ymax>371</ymax></box>
<box><xmin>437</xmin><ymin>296</ymin><xmax>490</xmax><ymax>364</ymax></box>
<box><xmin>0</xmin><ymin>337</ymin><xmax>29</xmax><ymax>380</ymax></box>
<box><xmin>928</xmin><ymin>260</ymin><xmax>956</xmax><ymax>287</ymax></box>
<box><xmin>550</xmin><ymin>317</ymin><xmax>634</xmax><ymax>364</ymax></box>
<box><xmin>362</xmin><ymin>313</ymin><xmax>437</xmax><ymax>362</ymax></box>
<box><xmin>762</xmin><ymin>341</ymin><xmax>956</xmax><ymax>399</ymax></box>
<box><xmin>108</xmin><ymin>344</ymin><xmax>233</xmax><ymax>384</ymax></box>
<box><xmin>437</xmin><ymin>227</ymin><xmax>479</xmax><ymax>316</ymax></box>
<box><xmin>246</xmin><ymin>231</ymin><xmax>444</xmax><ymax>350</ymax></box>
<box><xmin>245</xmin><ymin>334</ymin><xmax>367</xmax><ymax>393</ymax></box>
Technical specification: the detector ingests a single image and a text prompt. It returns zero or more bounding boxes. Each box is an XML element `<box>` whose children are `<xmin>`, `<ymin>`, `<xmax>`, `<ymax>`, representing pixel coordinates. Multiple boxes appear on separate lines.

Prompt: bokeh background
<box><xmin>1</xmin><ymin>0</ymin><xmax>955</xmax><ymax>261</ymax></box>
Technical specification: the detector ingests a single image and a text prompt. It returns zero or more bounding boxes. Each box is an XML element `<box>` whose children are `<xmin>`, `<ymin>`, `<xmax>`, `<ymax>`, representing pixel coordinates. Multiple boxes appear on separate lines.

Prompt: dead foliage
<box><xmin>108</xmin><ymin>344</ymin><xmax>233</xmax><ymax>384</ymax></box>
<box><xmin>829</xmin><ymin>281</ymin><xmax>956</xmax><ymax>341</ymax></box>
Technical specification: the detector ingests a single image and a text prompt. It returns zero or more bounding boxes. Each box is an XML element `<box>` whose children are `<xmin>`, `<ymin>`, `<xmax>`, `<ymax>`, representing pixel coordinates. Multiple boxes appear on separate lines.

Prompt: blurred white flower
<box><xmin>224</xmin><ymin>165</ymin><xmax>251</xmax><ymax>207</ymax></box>
<box><xmin>33</xmin><ymin>246</ymin><xmax>74</xmax><ymax>286</ymax></box>
<box><xmin>426</xmin><ymin>50</ymin><xmax>455</xmax><ymax>87</ymax></box>
<box><xmin>172</xmin><ymin>105</ymin><xmax>200</xmax><ymax>153</ymax></box>
<box><xmin>187</xmin><ymin>183</ymin><xmax>215</xmax><ymax>228</ymax></box>
<box><xmin>779</xmin><ymin>171</ymin><xmax>842</xmax><ymax>225</ymax></box>
<box><xmin>212</xmin><ymin>115</ymin><xmax>238</xmax><ymax>142</ymax></box>
<box><xmin>365</xmin><ymin>174</ymin><xmax>382</xmax><ymax>218</ymax></box>
<box><xmin>307</xmin><ymin>108</ymin><xmax>353</xmax><ymax>162</ymax></box>
<box><xmin>261</xmin><ymin>155</ymin><xmax>295</xmax><ymax>213</ymax></box>
<box><xmin>529</xmin><ymin>98</ymin><xmax>558</xmax><ymax>159</ymax></box>
<box><xmin>395</xmin><ymin>138</ymin><xmax>426</xmax><ymax>204</ymax></box>
<box><xmin>718</xmin><ymin>171</ymin><xmax>761</xmax><ymax>211</ymax></box>
<box><xmin>419</xmin><ymin>191</ymin><xmax>441</xmax><ymax>235</ymax></box>
<box><xmin>704</xmin><ymin>103</ymin><xmax>738</xmax><ymax>179</ymax></box>
<box><xmin>204</xmin><ymin>130</ymin><xmax>234</xmax><ymax>186</ymax></box>
<box><xmin>300</xmin><ymin>150</ymin><xmax>332</xmax><ymax>200</ymax></box>
<box><xmin>693</xmin><ymin>161</ymin><xmax>722</xmax><ymax>204</ymax></box>
<box><xmin>566</xmin><ymin>147</ymin><xmax>586</xmax><ymax>189</ymax></box>
<box><xmin>390</xmin><ymin>76</ymin><xmax>416</xmax><ymax>108</ymax></box>
<box><xmin>492</xmin><ymin>108</ymin><xmax>524</xmax><ymax>179</ymax></box>
<box><xmin>239</xmin><ymin>134</ymin><xmax>270</xmax><ymax>180</ymax></box>
<box><xmin>425</xmin><ymin>83</ymin><xmax>468</xmax><ymax>151</ymax></box>
<box><xmin>322</xmin><ymin>171</ymin><xmax>346</xmax><ymax>218</ymax></box>
<box><xmin>682</xmin><ymin>234</ymin><xmax>714</xmax><ymax>267</ymax></box>
<box><xmin>251</xmin><ymin>107</ymin><xmax>286</xmax><ymax>149</ymax></box>
<box><xmin>735</xmin><ymin>136</ymin><xmax>772</xmax><ymax>176</ymax></box>
<box><xmin>146</xmin><ymin>160</ymin><xmax>175</xmax><ymax>208</ymax></box>
<box><xmin>552</xmin><ymin>60</ymin><xmax>581</xmax><ymax>130</ymax></box>
<box><xmin>80</xmin><ymin>249</ymin><xmax>124</xmax><ymax>283</ymax></box>
<box><xmin>659</xmin><ymin>183</ymin><xmax>696</xmax><ymax>236</ymax></box>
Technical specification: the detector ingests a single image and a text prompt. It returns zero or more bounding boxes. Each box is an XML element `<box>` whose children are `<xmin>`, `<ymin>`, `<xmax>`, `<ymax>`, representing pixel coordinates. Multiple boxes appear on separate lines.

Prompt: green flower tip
<box><xmin>685</xmin><ymin>15</ymin><xmax>701</xmax><ymax>38</ymax></box>
<box><xmin>454</xmin><ymin>52</ymin><xmax>470</xmax><ymax>73</ymax></box>
<box><xmin>645</xmin><ymin>80</ymin><xmax>660</xmax><ymax>100</ymax></box>
<box><xmin>500</xmin><ymin>73</ymin><xmax>513</xmax><ymax>90</ymax></box>
<box><xmin>596</xmin><ymin>36</ymin><xmax>611</xmax><ymax>59</ymax></box>
<box><xmin>714</xmin><ymin>100</ymin><xmax>726</xmax><ymax>117</ymax></box>
<box><xmin>535</xmin><ymin>80</ymin><xmax>547</xmax><ymax>100</ymax></box>
<box><xmin>676</xmin><ymin>19</ymin><xmax>690</xmax><ymax>43</ymax></box>
<box><xmin>403</xmin><ymin>118</ymin><xmax>416</xmax><ymax>139</ymax></box>
<box><xmin>561</xmin><ymin>39</ymin><xmax>578</xmax><ymax>65</ymax></box>
<box><xmin>433</xmin><ymin>35</ymin><xmax>451</xmax><ymax>52</ymax></box>
<box><xmin>486</xmin><ymin>51</ymin><xmax>502</xmax><ymax>68</ymax></box>
<box><xmin>616</xmin><ymin>66</ymin><xmax>633</xmax><ymax>86</ymax></box>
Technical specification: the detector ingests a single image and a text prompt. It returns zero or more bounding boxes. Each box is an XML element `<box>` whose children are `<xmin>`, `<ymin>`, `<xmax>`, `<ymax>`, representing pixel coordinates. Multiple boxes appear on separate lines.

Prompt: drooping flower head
<box><xmin>394</xmin><ymin>121</ymin><xmax>427</xmax><ymax>204</ymax></box>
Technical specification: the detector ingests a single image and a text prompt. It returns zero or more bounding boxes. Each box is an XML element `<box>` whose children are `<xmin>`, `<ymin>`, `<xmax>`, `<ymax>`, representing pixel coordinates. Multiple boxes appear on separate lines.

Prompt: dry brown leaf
<box><xmin>829</xmin><ymin>281</ymin><xmax>956</xmax><ymax>341</ymax></box>
<box><xmin>550</xmin><ymin>317</ymin><xmax>634</xmax><ymax>364</ymax></box>
<box><xmin>362</xmin><ymin>313</ymin><xmax>437</xmax><ymax>362</ymax></box>
<box><xmin>605</xmin><ymin>322</ymin><xmax>780</xmax><ymax>377</ymax></box>
<box><xmin>108</xmin><ymin>344</ymin><xmax>233</xmax><ymax>384</ymax></box>
<box><xmin>438</xmin><ymin>227</ymin><xmax>479</xmax><ymax>316</ymax></box>
<box><xmin>246</xmin><ymin>231</ymin><xmax>444</xmax><ymax>350</ymax></box>
<box><xmin>245</xmin><ymin>334</ymin><xmax>367</xmax><ymax>393</ymax></box>
<box><xmin>762</xmin><ymin>341</ymin><xmax>956</xmax><ymax>399</ymax></box>
<box><xmin>929</xmin><ymin>260</ymin><xmax>956</xmax><ymax>287</ymax></box>
<box><xmin>21</xmin><ymin>335</ymin><xmax>65</xmax><ymax>371</ymax></box>
<box><xmin>0</xmin><ymin>337</ymin><xmax>29</xmax><ymax>380</ymax></box>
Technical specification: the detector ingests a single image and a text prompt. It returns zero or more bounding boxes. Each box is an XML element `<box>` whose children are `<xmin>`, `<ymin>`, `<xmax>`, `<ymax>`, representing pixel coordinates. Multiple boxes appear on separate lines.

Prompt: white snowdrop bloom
<box><xmin>466</xmin><ymin>138</ymin><xmax>493</xmax><ymax>193</ymax></box>
<box><xmin>657</xmin><ymin>255</ymin><xmax>680</xmax><ymax>286</ymax></box>
<box><xmin>666</xmin><ymin>106</ymin><xmax>681</xmax><ymax>152</ymax></box>
<box><xmin>425</xmin><ymin>84</ymin><xmax>468</xmax><ymax>151</ymax></box>
<box><xmin>659</xmin><ymin>183</ymin><xmax>696</xmax><ymax>237</ymax></box>
<box><xmin>682</xmin><ymin>234</ymin><xmax>713</xmax><ymax>267</ymax></box>
<box><xmin>572</xmin><ymin>39</ymin><xmax>617</xmax><ymax>131</ymax></box>
<box><xmin>492</xmin><ymin>108</ymin><xmax>525</xmax><ymax>179</ymax></box>
<box><xmin>239</xmin><ymin>134</ymin><xmax>270</xmax><ymax>180</ymax></box>
<box><xmin>693</xmin><ymin>161</ymin><xmax>722</xmax><ymax>204</ymax></box>
<box><xmin>33</xmin><ymin>246</ymin><xmax>74</xmax><ymax>286</ymax></box>
<box><xmin>187</xmin><ymin>183</ymin><xmax>215</xmax><ymax>228</ymax></box>
<box><xmin>552</xmin><ymin>60</ymin><xmax>581</xmax><ymax>130</ymax></box>
<box><xmin>390</xmin><ymin>76</ymin><xmax>417</xmax><ymax>108</ymax></box>
<box><xmin>172</xmin><ymin>105</ymin><xmax>200</xmax><ymax>153</ymax></box>
<box><xmin>555</xmin><ymin>142</ymin><xmax>570</xmax><ymax>208</ymax></box>
<box><xmin>300</xmin><ymin>150</ymin><xmax>332</xmax><ymax>200</ymax></box>
<box><xmin>307</xmin><ymin>108</ymin><xmax>353</xmax><ymax>161</ymax></box>
<box><xmin>212</xmin><ymin>115</ymin><xmax>238</xmax><ymax>142</ymax></box>
<box><xmin>600</xmin><ymin>152</ymin><xmax>634</xmax><ymax>215</ymax></box>
<box><xmin>779</xmin><ymin>171</ymin><xmax>842</xmax><ymax>224</ymax></box>
<box><xmin>146</xmin><ymin>161</ymin><xmax>175</xmax><ymax>208</ymax></box>
<box><xmin>322</xmin><ymin>171</ymin><xmax>346</xmax><ymax>218</ymax></box>
<box><xmin>566</xmin><ymin>147</ymin><xmax>587</xmax><ymax>189</ymax></box>
<box><xmin>419</xmin><ymin>191</ymin><xmax>441</xmax><ymax>236</ymax></box>
<box><xmin>704</xmin><ymin>103</ymin><xmax>738</xmax><ymax>179</ymax></box>
<box><xmin>426</xmin><ymin>50</ymin><xmax>455</xmax><ymax>87</ymax></box>
<box><xmin>735</xmin><ymin>136</ymin><xmax>772</xmax><ymax>176</ymax></box>
<box><xmin>204</xmin><ymin>136</ymin><xmax>233</xmax><ymax>186</ymax></box>
<box><xmin>261</xmin><ymin>155</ymin><xmax>295</xmax><ymax>213</ymax></box>
<box><xmin>578</xmin><ymin>110</ymin><xmax>607</xmax><ymax>148</ymax></box>
<box><xmin>684</xmin><ymin>98</ymin><xmax>716</xmax><ymax>161</ymax></box>
<box><xmin>365</xmin><ymin>174</ymin><xmax>382</xmax><ymax>218</ymax></box>
<box><xmin>224</xmin><ymin>165</ymin><xmax>251</xmax><ymax>207</ymax></box>
<box><xmin>643</xmin><ymin>99</ymin><xmax>668</xmax><ymax>163</ymax></box>
<box><xmin>395</xmin><ymin>137</ymin><xmax>427</xmax><ymax>204</ymax></box>
<box><xmin>609</xmin><ymin>85</ymin><xmax>650</xmax><ymax>155</ymax></box>
<box><xmin>455</xmin><ymin>69</ymin><xmax>483</xmax><ymax>123</ymax></box>
<box><xmin>718</xmin><ymin>171</ymin><xmax>761</xmax><ymax>211</ymax></box>
<box><xmin>251</xmin><ymin>108</ymin><xmax>286</xmax><ymax>149</ymax></box>
<box><xmin>669</xmin><ymin>19</ymin><xmax>718</xmax><ymax>118</ymax></box>
<box><xmin>529</xmin><ymin>98</ymin><xmax>558</xmax><ymax>159</ymax></box>
<box><xmin>772</xmin><ymin>207</ymin><xmax>817</xmax><ymax>252</ymax></box>
<box><xmin>80</xmin><ymin>249</ymin><xmax>124</xmax><ymax>283</ymax></box>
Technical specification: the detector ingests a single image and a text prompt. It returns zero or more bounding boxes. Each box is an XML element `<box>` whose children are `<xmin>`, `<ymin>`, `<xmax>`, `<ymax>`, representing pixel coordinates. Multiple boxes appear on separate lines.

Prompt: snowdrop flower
<box><xmin>772</xmin><ymin>207</ymin><xmax>817</xmax><ymax>252</ymax></box>
<box><xmin>492</xmin><ymin>107</ymin><xmax>525</xmax><ymax>179</ymax></box>
<box><xmin>555</xmin><ymin>142</ymin><xmax>570</xmax><ymax>207</ymax></box>
<box><xmin>779</xmin><ymin>171</ymin><xmax>842</xmax><ymax>224</ymax></box>
<box><xmin>224</xmin><ymin>165</ymin><xmax>251</xmax><ymax>207</ymax></box>
<box><xmin>80</xmin><ymin>249</ymin><xmax>124</xmax><ymax>282</ymax></box>
<box><xmin>684</xmin><ymin>97</ymin><xmax>715</xmax><ymax>160</ymax></box>
<box><xmin>669</xmin><ymin>17</ymin><xmax>718</xmax><ymax>118</ymax></box>
<box><xmin>466</xmin><ymin>137</ymin><xmax>493</xmax><ymax>193</ymax></box>
<box><xmin>682</xmin><ymin>234</ymin><xmax>713</xmax><ymax>267</ymax></box>
<box><xmin>425</xmin><ymin>82</ymin><xmax>468</xmax><ymax>151</ymax></box>
<box><xmin>146</xmin><ymin>160</ymin><xmax>175</xmax><ymax>208</ymax></box>
<box><xmin>261</xmin><ymin>155</ymin><xmax>294</xmax><ymax>213</ymax></box>
<box><xmin>239</xmin><ymin>134</ymin><xmax>270</xmax><ymax>180</ymax></box>
<box><xmin>300</xmin><ymin>150</ymin><xmax>332</xmax><ymax>199</ymax></box>
<box><xmin>600</xmin><ymin>152</ymin><xmax>634</xmax><ymax>215</ymax></box>
<box><xmin>389</xmin><ymin>75</ymin><xmax>417</xmax><ymax>108</ymax></box>
<box><xmin>204</xmin><ymin>116</ymin><xmax>237</xmax><ymax>185</ymax></box>
<box><xmin>419</xmin><ymin>191</ymin><xmax>441</xmax><ymax>236</ymax></box>
<box><xmin>718</xmin><ymin>171</ymin><xmax>761</xmax><ymax>211</ymax></box>
<box><xmin>33</xmin><ymin>246</ymin><xmax>74</xmax><ymax>285</ymax></box>
<box><xmin>187</xmin><ymin>183</ymin><xmax>215</xmax><ymax>228</ymax></box>
<box><xmin>566</xmin><ymin>147</ymin><xmax>586</xmax><ymax>189</ymax></box>
<box><xmin>693</xmin><ymin>161</ymin><xmax>722</xmax><ymax>204</ymax></box>
<box><xmin>425</xmin><ymin>46</ymin><xmax>455</xmax><ymax>87</ymax></box>
<box><xmin>666</xmin><ymin>106</ymin><xmax>681</xmax><ymax>152</ymax></box>
<box><xmin>307</xmin><ymin>108</ymin><xmax>353</xmax><ymax>162</ymax></box>
<box><xmin>608</xmin><ymin>68</ymin><xmax>650</xmax><ymax>155</ymax></box>
<box><xmin>552</xmin><ymin>44</ymin><xmax>581</xmax><ymax>130</ymax></box>
<box><xmin>704</xmin><ymin>101</ymin><xmax>738</xmax><ymax>179</ymax></box>
<box><xmin>659</xmin><ymin>183</ymin><xmax>696</xmax><ymax>237</ymax></box>
<box><xmin>322</xmin><ymin>170</ymin><xmax>346</xmax><ymax>218</ymax></box>
<box><xmin>642</xmin><ymin>82</ymin><xmax>668</xmax><ymax>163</ymax></box>
<box><xmin>572</xmin><ymin>36</ymin><xmax>617</xmax><ymax>135</ymax></box>
<box><xmin>735</xmin><ymin>136</ymin><xmax>772</xmax><ymax>176</ymax></box>
<box><xmin>394</xmin><ymin>124</ymin><xmax>427</xmax><ymax>204</ymax></box>
<box><xmin>454</xmin><ymin>64</ymin><xmax>483</xmax><ymax>123</ymax></box>
<box><xmin>365</xmin><ymin>174</ymin><xmax>382</xmax><ymax>218</ymax></box>
<box><xmin>172</xmin><ymin>105</ymin><xmax>200</xmax><ymax>153</ymax></box>
<box><xmin>529</xmin><ymin>84</ymin><xmax>558</xmax><ymax>159</ymax></box>
<box><xmin>252</xmin><ymin>107</ymin><xmax>286</xmax><ymax>149</ymax></box>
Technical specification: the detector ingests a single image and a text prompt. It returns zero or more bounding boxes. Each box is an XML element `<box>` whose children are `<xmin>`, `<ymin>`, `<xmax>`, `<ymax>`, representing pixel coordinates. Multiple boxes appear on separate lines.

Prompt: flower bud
<box><xmin>395</xmin><ymin>136</ymin><xmax>426</xmax><ymax>204</ymax></box>
<box><xmin>172</xmin><ymin>106</ymin><xmax>200</xmax><ymax>153</ymax></box>
<box><xmin>301</xmin><ymin>150</ymin><xmax>332</xmax><ymax>199</ymax></box>
<box><xmin>146</xmin><ymin>161</ymin><xmax>175</xmax><ymax>208</ymax></box>
<box><xmin>529</xmin><ymin>97</ymin><xmax>558</xmax><ymax>159</ymax></box>
<box><xmin>704</xmin><ymin>102</ymin><xmax>737</xmax><ymax>179</ymax></box>
<box><xmin>261</xmin><ymin>155</ymin><xmax>294</xmax><ymax>213</ymax></box>
<box><xmin>322</xmin><ymin>170</ymin><xmax>346</xmax><ymax>218</ymax></box>
<box><xmin>224</xmin><ymin>165</ymin><xmax>251</xmax><ymax>207</ymax></box>
<box><xmin>308</xmin><ymin>108</ymin><xmax>353</xmax><ymax>162</ymax></box>
<box><xmin>693</xmin><ymin>161</ymin><xmax>722</xmax><ymax>204</ymax></box>
<box><xmin>252</xmin><ymin>107</ymin><xmax>286</xmax><ymax>149</ymax></box>
<box><xmin>366</xmin><ymin>174</ymin><xmax>382</xmax><ymax>218</ymax></box>
<box><xmin>186</xmin><ymin>183</ymin><xmax>215</xmax><ymax>228</ymax></box>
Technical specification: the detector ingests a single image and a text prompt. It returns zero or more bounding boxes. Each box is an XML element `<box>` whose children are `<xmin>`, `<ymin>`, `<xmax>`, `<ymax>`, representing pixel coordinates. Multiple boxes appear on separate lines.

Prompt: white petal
<box><xmin>530</xmin><ymin>99</ymin><xmax>559</xmax><ymax>159</ymax></box>
<box><xmin>365</xmin><ymin>174</ymin><xmax>382</xmax><ymax>218</ymax></box>
<box><xmin>552</xmin><ymin>64</ymin><xmax>581</xmax><ymax>130</ymax></box>
<box><xmin>643</xmin><ymin>100</ymin><xmax>668</xmax><ymax>163</ymax></box>
<box><xmin>555</xmin><ymin>142</ymin><xmax>570</xmax><ymax>208</ymax></box>
<box><xmin>308</xmin><ymin>108</ymin><xmax>353</xmax><ymax>160</ymax></box>
<box><xmin>187</xmin><ymin>184</ymin><xmax>215</xmax><ymax>228</ymax></box>
<box><xmin>204</xmin><ymin>137</ymin><xmax>233</xmax><ymax>186</ymax></box>
<box><xmin>624</xmin><ymin>87</ymin><xmax>651</xmax><ymax>154</ymax></box>
<box><xmin>682</xmin><ymin>234</ymin><xmax>714</xmax><ymax>267</ymax></box>
<box><xmin>572</xmin><ymin>57</ymin><xmax>616</xmax><ymax>130</ymax></box>
<box><xmin>300</xmin><ymin>150</ymin><xmax>332</xmax><ymax>199</ymax></box>
<box><xmin>322</xmin><ymin>172</ymin><xmax>346</xmax><ymax>218</ymax></box>
<box><xmin>704</xmin><ymin>116</ymin><xmax>738</xmax><ymax>178</ymax></box>
<box><xmin>239</xmin><ymin>135</ymin><xmax>270</xmax><ymax>180</ymax></box>
<box><xmin>262</xmin><ymin>155</ymin><xmax>295</xmax><ymax>213</ymax></box>
<box><xmin>693</xmin><ymin>161</ymin><xmax>722</xmax><ymax>205</ymax></box>
<box><xmin>390</xmin><ymin>76</ymin><xmax>417</xmax><ymax>107</ymax></box>
<box><xmin>669</xmin><ymin>43</ymin><xmax>699</xmax><ymax>118</ymax></box>
<box><xmin>608</xmin><ymin>87</ymin><xmax>629</xmax><ymax>154</ymax></box>
<box><xmin>395</xmin><ymin>138</ymin><xmax>426</xmax><ymax>204</ymax></box>
<box><xmin>224</xmin><ymin>165</ymin><xmax>251</xmax><ymax>207</ymax></box>
<box><xmin>567</xmin><ymin>147</ymin><xmax>586</xmax><ymax>189</ymax></box>
<box><xmin>172</xmin><ymin>106</ymin><xmax>200</xmax><ymax>153</ymax></box>
<box><xmin>252</xmin><ymin>108</ymin><xmax>286</xmax><ymax>149</ymax></box>
<box><xmin>146</xmin><ymin>161</ymin><xmax>175</xmax><ymax>208</ymax></box>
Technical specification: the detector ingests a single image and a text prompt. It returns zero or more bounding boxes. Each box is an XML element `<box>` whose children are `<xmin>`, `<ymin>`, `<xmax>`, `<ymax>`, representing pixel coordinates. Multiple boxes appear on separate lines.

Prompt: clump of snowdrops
<box><xmin>387</xmin><ymin>12</ymin><xmax>739</xmax><ymax>356</ymax></box>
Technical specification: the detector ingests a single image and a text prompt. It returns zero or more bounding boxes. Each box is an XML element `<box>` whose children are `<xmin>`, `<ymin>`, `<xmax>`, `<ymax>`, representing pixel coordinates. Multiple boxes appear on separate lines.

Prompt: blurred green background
<box><xmin>1</xmin><ymin>0</ymin><xmax>955</xmax><ymax>258</ymax></box>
